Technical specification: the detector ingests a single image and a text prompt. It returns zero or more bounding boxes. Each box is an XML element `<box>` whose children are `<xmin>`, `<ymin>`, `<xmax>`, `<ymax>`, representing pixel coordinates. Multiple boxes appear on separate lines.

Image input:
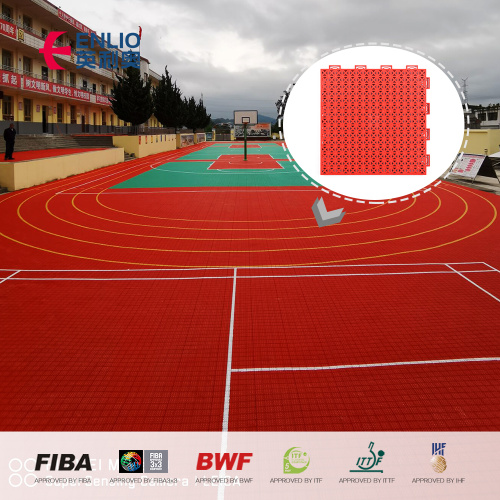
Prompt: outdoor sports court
<box><xmin>0</xmin><ymin>141</ymin><xmax>499</xmax><ymax>432</ymax></box>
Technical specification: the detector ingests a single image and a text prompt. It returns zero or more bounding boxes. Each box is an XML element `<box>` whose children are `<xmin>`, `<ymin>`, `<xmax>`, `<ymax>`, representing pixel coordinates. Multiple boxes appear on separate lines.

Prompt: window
<box><xmin>102</xmin><ymin>111</ymin><xmax>106</xmax><ymax>126</ymax></box>
<box><xmin>100</xmin><ymin>84</ymin><xmax>106</xmax><ymax>95</ymax></box>
<box><xmin>70</xmin><ymin>105</ymin><xmax>77</xmax><ymax>124</ymax></box>
<box><xmin>69</xmin><ymin>72</ymin><xmax>76</xmax><ymax>87</ymax></box>
<box><xmin>41</xmin><ymin>28</ymin><xmax>48</xmax><ymax>39</ymax></box>
<box><xmin>24</xmin><ymin>99</ymin><xmax>32</xmax><ymax>122</ymax></box>
<box><xmin>110</xmin><ymin>114</ymin><xmax>114</xmax><ymax>126</ymax></box>
<box><xmin>2</xmin><ymin>49</ymin><xmax>13</xmax><ymax>70</ymax></box>
<box><xmin>2</xmin><ymin>95</ymin><xmax>12</xmax><ymax>120</ymax></box>
<box><xmin>2</xmin><ymin>4</ymin><xmax>13</xmax><ymax>21</ymax></box>
<box><xmin>57</xmin><ymin>103</ymin><xmax>63</xmax><ymax>123</ymax></box>
<box><xmin>23</xmin><ymin>15</ymin><xmax>33</xmax><ymax>32</ymax></box>
<box><xmin>82</xmin><ymin>79</ymin><xmax>87</xmax><ymax>89</ymax></box>
<box><xmin>23</xmin><ymin>56</ymin><xmax>32</xmax><ymax>75</ymax></box>
<box><xmin>92</xmin><ymin>83</ymin><xmax>96</xmax><ymax>94</ymax></box>
<box><xmin>41</xmin><ymin>66</ymin><xmax>48</xmax><ymax>81</ymax></box>
<box><xmin>488</xmin><ymin>111</ymin><xmax>498</xmax><ymax>121</ymax></box>
<box><xmin>478</xmin><ymin>112</ymin><xmax>487</xmax><ymax>121</ymax></box>
<box><xmin>56</xmin><ymin>69</ymin><xmax>64</xmax><ymax>83</ymax></box>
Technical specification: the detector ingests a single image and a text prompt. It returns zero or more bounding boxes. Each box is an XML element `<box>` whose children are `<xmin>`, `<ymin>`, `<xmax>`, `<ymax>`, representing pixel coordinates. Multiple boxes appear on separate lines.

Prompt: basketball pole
<box><xmin>244</xmin><ymin>123</ymin><xmax>248</xmax><ymax>161</ymax></box>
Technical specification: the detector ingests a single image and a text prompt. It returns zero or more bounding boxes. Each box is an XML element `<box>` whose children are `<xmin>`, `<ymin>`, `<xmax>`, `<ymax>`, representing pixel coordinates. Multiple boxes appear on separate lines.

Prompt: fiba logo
<box><xmin>119</xmin><ymin>451</ymin><xmax>143</xmax><ymax>473</ymax></box>
<box><xmin>430</xmin><ymin>443</ymin><xmax>447</xmax><ymax>473</ymax></box>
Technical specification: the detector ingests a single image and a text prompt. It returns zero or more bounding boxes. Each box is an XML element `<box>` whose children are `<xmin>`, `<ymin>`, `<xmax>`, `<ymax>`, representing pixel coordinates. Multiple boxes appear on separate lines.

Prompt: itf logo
<box><xmin>431</xmin><ymin>443</ymin><xmax>447</xmax><ymax>473</ymax></box>
<box><xmin>283</xmin><ymin>447</ymin><xmax>310</xmax><ymax>474</ymax></box>
<box><xmin>350</xmin><ymin>442</ymin><xmax>385</xmax><ymax>473</ymax></box>
<box><xmin>38</xmin><ymin>31</ymin><xmax>71</xmax><ymax>70</ymax></box>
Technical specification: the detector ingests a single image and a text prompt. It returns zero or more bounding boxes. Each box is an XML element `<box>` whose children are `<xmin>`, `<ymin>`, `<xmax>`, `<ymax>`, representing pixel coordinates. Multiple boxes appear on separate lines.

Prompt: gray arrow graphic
<box><xmin>312</xmin><ymin>197</ymin><xmax>346</xmax><ymax>227</ymax></box>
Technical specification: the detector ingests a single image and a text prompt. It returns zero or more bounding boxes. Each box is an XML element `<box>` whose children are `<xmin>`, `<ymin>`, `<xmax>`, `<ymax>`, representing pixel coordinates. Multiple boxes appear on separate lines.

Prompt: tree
<box><xmin>152</xmin><ymin>66</ymin><xmax>185</xmax><ymax>129</ymax></box>
<box><xmin>196</xmin><ymin>96</ymin><xmax>211</xmax><ymax>130</ymax></box>
<box><xmin>184</xmin><ymin>96</ymin><xmax>211</xmax><ymax>132</ymax></box>
<box><xmin>110</xmin><ymin>67</ymin><xmax>153</xmax><ymax>134</ymax></box>
<box><xmin>275</xmin><ymin>83</ymin><xmax>295</xmax><ymax>119</ymax></box>
<box><xmin>273</xmin><ymin>84</ymin><xmax>295</xmax><ymax>135</ymax></box>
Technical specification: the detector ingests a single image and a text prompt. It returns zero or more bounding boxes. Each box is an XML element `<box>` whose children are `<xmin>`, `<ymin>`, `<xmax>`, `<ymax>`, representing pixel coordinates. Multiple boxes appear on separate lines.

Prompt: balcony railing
<box><xmin>0</xmin><ymin>65</ymin><xmax>112</xmax><ymax>100</ymax></box>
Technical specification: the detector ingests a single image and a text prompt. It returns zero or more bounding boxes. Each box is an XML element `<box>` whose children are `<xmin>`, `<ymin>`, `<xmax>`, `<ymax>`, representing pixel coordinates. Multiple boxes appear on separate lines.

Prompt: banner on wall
<box><xmin>235</xmin><ymin>123</ymin><xmax>271</xmax><ymax>138</ymax></box>
<box><xmin>180</xmin><ymin>134</ymin><xmax>195</xmax><ymax>147</ymax></box>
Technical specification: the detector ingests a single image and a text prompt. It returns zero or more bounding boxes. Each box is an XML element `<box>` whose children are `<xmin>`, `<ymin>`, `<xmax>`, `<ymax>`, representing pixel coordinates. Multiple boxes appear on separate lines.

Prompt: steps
<box><xmin>0</xmin><ymin>134</ymin><xmax>115</xmax><ymax>153</ymax></box>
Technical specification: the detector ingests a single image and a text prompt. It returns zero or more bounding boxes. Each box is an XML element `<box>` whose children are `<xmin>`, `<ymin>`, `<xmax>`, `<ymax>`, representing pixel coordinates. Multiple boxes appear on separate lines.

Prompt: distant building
<box><xmin>464</xmin><ymin>104</ymin><xmax>500</xmax><ymax>129</ymax></box>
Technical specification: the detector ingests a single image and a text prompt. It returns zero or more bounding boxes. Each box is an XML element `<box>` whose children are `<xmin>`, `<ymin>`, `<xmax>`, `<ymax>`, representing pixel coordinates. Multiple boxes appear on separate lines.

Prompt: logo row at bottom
<box><xmin>112</xmin><ymin>442</ymin><xmax>449</xmax><ymax>474</ymax></box>
<box><xmin>34</xmin><ymin>442</ymin><xmax>450</xmax><ymax>475</ymax></box>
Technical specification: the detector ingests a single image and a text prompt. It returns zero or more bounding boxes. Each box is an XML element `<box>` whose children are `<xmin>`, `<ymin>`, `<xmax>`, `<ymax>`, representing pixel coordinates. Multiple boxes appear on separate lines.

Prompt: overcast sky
<box><xmin>57</xmin><ymin>0</ymin><xmax>500</xmax><ymax>118</ymax></box>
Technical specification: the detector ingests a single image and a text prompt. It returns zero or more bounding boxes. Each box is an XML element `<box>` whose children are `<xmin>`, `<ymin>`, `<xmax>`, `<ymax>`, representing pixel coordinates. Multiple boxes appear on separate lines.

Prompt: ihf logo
<box><xmin>430</xmin><ymin>443</ymin><xmax>447</xmax><ymax>473</ymax></box>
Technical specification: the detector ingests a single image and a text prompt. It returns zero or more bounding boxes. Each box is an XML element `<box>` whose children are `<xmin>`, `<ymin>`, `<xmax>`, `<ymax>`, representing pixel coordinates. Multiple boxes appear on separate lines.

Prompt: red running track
<box><xmin>0</xmin><ymin>142</ymin><xmax>499</xmax><ymax>431</ymax></box>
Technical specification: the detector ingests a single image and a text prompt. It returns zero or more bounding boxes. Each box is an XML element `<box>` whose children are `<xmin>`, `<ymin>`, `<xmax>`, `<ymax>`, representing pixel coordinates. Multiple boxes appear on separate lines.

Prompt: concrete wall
<box><xmin>112</xmin><ymin>134</ymin><xmax>176</xmax><ymax>158</ymax></box>
<box><xmin>462</xmin><ymin>129</ymin><xmax>500</xmax><ymax>156</ymax></box>
<box><xmin>0</xmin><ymin>148</ymin><xmax>124</xmax><ymax>191</ymax></box>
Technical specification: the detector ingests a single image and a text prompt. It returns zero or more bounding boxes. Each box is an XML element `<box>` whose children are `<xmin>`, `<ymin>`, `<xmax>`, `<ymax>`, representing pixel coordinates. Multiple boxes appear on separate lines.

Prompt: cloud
<box><xmin>57</xmin><ymin>0</ymin><xmax>500</xmax><ymax>116</ymax></box>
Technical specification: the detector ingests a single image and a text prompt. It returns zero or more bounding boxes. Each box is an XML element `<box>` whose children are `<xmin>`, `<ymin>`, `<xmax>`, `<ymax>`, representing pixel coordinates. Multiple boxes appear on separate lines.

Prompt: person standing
<box><xmin>3</xmin><ymin>123</ymin><xmax>16</xmax><ymax>160</ymax></box>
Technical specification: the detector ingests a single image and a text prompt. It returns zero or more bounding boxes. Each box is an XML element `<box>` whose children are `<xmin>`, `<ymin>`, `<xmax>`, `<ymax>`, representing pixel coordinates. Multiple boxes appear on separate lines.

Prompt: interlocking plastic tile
<box><xmin>321</xmin><ymin>65</ymin><xmax>430</xmax><ymax>175</ymax></box>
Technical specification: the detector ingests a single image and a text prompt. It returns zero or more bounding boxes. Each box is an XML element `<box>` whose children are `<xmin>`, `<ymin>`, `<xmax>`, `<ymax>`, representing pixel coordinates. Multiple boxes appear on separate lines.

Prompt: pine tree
<box><xmin>110</xmin><ymin>67</ymin><xmax>153</xmax><ymax>133</ymax></box>
<box><xmin>152</xmin><ymin>66</ymin><xmax>185</xmax><ymax>129</ymax></box>
<box><xmin>185</xmin><ymin>96</ymin><xmax>211</xmax><ymax>132</ymax></box>
<box><xmin>184</xmin><ymin>96</ymin><xmax>198</xmax><ymax>132</ymax></box>
<box><xmin>196</xmin><ymin>97</ymin><xmax>211</xmax><ymax>130</ymax></box>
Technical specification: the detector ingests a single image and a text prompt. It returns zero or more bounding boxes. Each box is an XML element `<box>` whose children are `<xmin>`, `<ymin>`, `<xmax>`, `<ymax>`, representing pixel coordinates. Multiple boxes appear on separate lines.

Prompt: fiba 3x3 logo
<box><xmin>119</xmin><ymin>450</ymin><xmax>168</xmax><ymax>473</ymax></box>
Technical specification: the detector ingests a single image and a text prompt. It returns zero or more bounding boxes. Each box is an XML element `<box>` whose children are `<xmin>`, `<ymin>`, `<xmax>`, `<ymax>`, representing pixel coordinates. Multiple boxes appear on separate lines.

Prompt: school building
<box><xmin>0</xmin><ymin>0</ymin><xmax>162</xmax><ymax>135</ymax></box>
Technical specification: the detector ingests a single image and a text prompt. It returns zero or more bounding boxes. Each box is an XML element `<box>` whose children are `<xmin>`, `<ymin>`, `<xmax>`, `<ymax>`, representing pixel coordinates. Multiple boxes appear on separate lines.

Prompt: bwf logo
<box><xmin>196</xmin><ymin>453</ymin><xmax>252</xmax><ymax>471</ymax></box>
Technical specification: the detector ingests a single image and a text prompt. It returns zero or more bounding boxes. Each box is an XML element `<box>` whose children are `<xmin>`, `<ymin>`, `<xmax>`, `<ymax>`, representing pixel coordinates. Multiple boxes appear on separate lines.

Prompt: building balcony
<box><xmin>0</xmin><ymin>66</ymin><xmax>113</xmax><ymax>106</ymax></box>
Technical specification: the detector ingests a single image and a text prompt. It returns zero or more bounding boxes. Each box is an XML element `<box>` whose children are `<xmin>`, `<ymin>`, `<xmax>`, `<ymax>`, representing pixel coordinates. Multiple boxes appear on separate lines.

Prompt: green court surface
<box><xmin>179</xmin><ymin>144</ymin><xmax>290</xmax><ymax>160</ymax></box>
<box><xmin>112</xmin><ymin>143</ymin><xmax>309</xmax><ymax>188</ymax></box>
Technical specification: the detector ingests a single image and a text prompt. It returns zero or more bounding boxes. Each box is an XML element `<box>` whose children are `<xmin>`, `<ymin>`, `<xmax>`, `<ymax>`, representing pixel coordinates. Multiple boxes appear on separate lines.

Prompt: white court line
<box><xmin>232</xmin><ymin>357</ymin><xmax>500</xmax><ymax>373</ymax></box>
<box><xmin>153</xmin><ymin>166</ymin><xmax>293</xmax><ymax>175</ymax></box>
<box><xmin>55</xmin><ymin>154</ymin><xmax>174</xmax><ymax>194</ymax></box>
<box><xmin>0</xmin><ymin>270</ymin><xmax>20</xmax><ymax>285</ymax></box>
<box><xmin>218</xmin><ymin>269</ymin><xmax>238</xmax><ymax>500</ymax></box>
<box><xmin>0</xmin><ymin>261</ymin><xmax>489</xmax><ymax>273</ymax></box>
<box><xmin>55</xmin><ymin>188</ymin><xmax>320</xmax><ymax>194</ymax></box>
<box><xmin>482</xmin><ymin>262</ymin><xmax>500</xmax><ymax>273</ymax></box>
<box><xmin>446</xmin><ymin>264</ymin><xmax>500</xmax><ymax>303</ymax></box>
<box><xmin>222</xmin><ymin>268</ymin><xmax>238</xmax><ymax>436</ymax></box>
<box><xmin>4</xmin><ymin>269</ymin><xmax>496</xmax><ymax>282</ymax></box>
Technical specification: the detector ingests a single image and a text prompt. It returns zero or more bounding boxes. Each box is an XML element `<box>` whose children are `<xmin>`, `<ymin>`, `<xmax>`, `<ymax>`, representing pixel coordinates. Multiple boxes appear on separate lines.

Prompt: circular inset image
<box><xmin>283</xmin><ymin>45</ymin><xmax>464</xmax><ymax>202</ymax></box>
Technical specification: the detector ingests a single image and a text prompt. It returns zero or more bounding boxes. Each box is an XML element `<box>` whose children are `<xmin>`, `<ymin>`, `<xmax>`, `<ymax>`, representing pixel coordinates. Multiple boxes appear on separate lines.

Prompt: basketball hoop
<box><xmin>234</xmin><ymin>110</ymin><xmax>258</xmax><ymax>161</ymax></box>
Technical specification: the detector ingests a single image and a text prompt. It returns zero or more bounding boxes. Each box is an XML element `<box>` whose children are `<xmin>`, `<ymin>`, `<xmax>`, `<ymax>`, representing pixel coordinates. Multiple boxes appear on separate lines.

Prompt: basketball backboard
<box><xmin>234</xmin><ymin>110</ymin><xmax>258</xmax><ymax>125</ymax></box>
